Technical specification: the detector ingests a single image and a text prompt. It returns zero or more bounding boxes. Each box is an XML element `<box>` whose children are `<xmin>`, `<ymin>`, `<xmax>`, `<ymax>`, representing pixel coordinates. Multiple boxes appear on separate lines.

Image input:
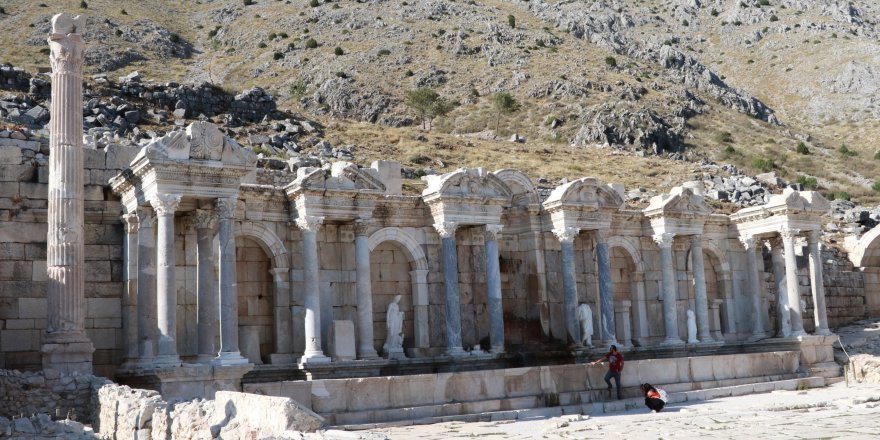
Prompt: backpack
<box><xmin>657</xmin><ymin>388</ymin><xmax>668</xmax><ymax>403</ymax></box>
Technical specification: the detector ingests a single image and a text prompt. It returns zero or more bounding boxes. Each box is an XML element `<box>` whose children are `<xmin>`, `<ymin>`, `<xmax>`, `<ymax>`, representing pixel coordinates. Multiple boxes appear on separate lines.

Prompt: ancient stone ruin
<box><xmin>3</xmin><ymin>10</ymin><xmax>880</xmax><ymax>439</ymax></box>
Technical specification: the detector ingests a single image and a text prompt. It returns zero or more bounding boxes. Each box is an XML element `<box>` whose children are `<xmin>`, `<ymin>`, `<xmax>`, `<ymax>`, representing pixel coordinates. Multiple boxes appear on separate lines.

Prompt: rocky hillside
<box><xmin>0</xmin><ymin>0</ymin><xmax>878</xmax><ymax>203</ymax></box>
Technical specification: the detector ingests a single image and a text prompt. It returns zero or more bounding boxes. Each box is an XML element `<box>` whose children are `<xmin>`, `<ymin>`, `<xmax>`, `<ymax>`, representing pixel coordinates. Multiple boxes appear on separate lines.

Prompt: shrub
<box><xmin>796</xmin><ymin>142</ymin><xmax>810</xmax><ymax>155</ymax></box>
<box><xmin>209</xmin><ymin>26</ymin><xmax>221</xmax><ymax>38</ymax></box>
<box><xmin>273</xmin><ymin>51</ymin><xmax>284</xmax><ymax>60</ymax></box>
<box><xmin>752</xmin><ymin>158</ymin><xmax>776</xmax><ymax>172</ymax></box>
<box><xmin>404</xmin><ymin>69</ymin><xmax>414</xmax><ymax>77</ymax></box>
<box><xmin>758</xmin><ymin>0</ymin><xmax>770</xmax><ymax>5</ymax></box>
<box><xmin>873</xmin><ymin>181</ymin><xmax>880</xmax><ymax>193</ymax></box>
<box><xmin>334</xmin><ymin>46</ymin><xmax>344</xmax><ymax>56</ymax></box>
<box><xmin>335</xmin><ymin>71</ymin><xmax>348</xmax><ymax>79</ymax></box>
<box><xmin>723</xmin><ymin>145</ymin><xmax>736</xmax><ymax>155</ymax></box>
<box><xmin>258</xmin><ymin>42</ymin><xmax>267</xmax><ymax>48</ymax></box>
<box><xmin>378</xmin><ymin>49</ymin><xmax>391</xmax><ymax>56</ymax></box>
<box><xmin>507</xmin><ymin>14</ymin><xmax>516</xmax><ymax>29</ymax></box>
<box><xmin>874</xmin><ymin>150</ymin><xmax>880</xmax><ymax>160</ymax></box>
<box><xmin>0</xmin><ymin>6</ymin><xmax>6</xmax><ymax>14</ymax></box>
<box><xmin>682</xmin><ymin>19</ymin><xmax>689</xmax><ymax>26</ymax></box>
<box><xmin>839</xmin><ymin>144</ymin><xmax>857</xmax><ymax>158</ymax></box>
<box><xmin>716</xmin><ymin>131</ymin><xmax>733</xmax><ymax>143</ymax></box>
<box><xmin>310</xmin><ymin>0</ymin><xmax>319</xmax><ymax>6</ymax></box>
<box><xmin>169</xmin><ymin>33</ymin><xmax>180</xmax><ymax>43</ymax></box>
<box><xmin>289</xmin><ymin>78</ymin><xmax>308</xmax><ymax>98</ymax></box>
<box><xmin>121</xmin><ymin>9</ymin><xmax>128</xmax><ymax>15</ymax></box>
<box><xmin>796</xmin><ymin>175</ymin><xmax>818</xmax><ymax>190</ymax></box>
<box><xmin>604</xmin><ymin>56</ymin><xmax>617</xmax><ymax>68</ymax></box>
<box><xmin>833</xmin><ymin>191</ymin><xmax>851</xmax><ymax>201</ymax></box>
<box><xmin>305</xmin><ymin>38</ymin><xmax>318</xmax><ymax>49</ymax></box>
<box><xmin>268</xmin><ymin>32</ymin><xmax>277</xmax><ymax>40</ymax></box>
<box><xmin>80</xmin><ymin>1</ymin><xmax>88</xmax><ymax>8</ymax></box>
<box><xmin>710</xmin><ymin>8</ymin><xmax>719</xmax><ymax>16</ymax></box>
<box><xmin>115</xmin><ymin>29</ymin><xmax>123</xmax><ymax>37</ymax></box>
<box><xmin>244</xmin><ymin>0</ymin><xmax>255</xmax><ymax>5</ymax></box>
<box><xmin>769</xmin><ymin>15</ymin><xmax>779</xmax><ymax>22</ymax></box>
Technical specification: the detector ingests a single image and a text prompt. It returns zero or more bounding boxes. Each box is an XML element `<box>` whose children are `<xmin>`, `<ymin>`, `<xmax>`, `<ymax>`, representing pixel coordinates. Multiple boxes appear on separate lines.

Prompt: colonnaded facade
<box><xmin>3</xmin><ymin>14</ymin><xmax>861</xmax><ymax>402</ymax></box>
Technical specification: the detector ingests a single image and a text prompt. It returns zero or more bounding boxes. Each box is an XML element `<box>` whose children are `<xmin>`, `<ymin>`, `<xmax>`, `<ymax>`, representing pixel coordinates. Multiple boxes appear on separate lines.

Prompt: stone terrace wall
<box><xmin>0</xmin><ymin>369</ymin><xmax>111</xmax><ymax>422</ymax></box>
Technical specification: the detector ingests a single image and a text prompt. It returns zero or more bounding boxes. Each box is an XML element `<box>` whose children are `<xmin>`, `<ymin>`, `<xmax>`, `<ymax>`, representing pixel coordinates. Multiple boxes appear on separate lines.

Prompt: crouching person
<box><xmin>641</xmin><ymin>383</ymin><xmax>667</xmax><ymax>412</ymax></box>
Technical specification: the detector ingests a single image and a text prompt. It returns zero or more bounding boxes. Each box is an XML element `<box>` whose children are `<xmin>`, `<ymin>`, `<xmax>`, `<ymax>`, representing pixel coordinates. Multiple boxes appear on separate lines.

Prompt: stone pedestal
<box><xmin>798</xmin><ymin>334</ymin><xmax>841</xmax><ymax>378</ymax></box>
<box><xmin>239</xmin><ymin>326</ymin><xmax>263</xmax><ymax>364</ymax></box>
<box><xmin>41</xmin><ymin>13</ymin><xmax>94</xmax><ymax>374</ymax></box>
<box><xmin>329</xmin><ymin>320</ymin><xmax>357</xmax><ymax>362</ymax></box>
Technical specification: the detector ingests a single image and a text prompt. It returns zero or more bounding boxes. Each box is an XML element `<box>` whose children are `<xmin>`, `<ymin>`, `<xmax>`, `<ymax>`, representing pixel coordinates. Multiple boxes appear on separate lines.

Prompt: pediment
<box><xmin>290</xmin><ymin>161</ymin><xmax>386</xmax><ymax>193</ymax></box>
<box><xmin>644</xmin><ymin>186</ymin><xmax>711</xmax><ymax>217</ymax></box>
<box><xmin>543</xmin><ymin>177</ymin><xmax>623</xmax><ymax>211</ymax></box>
<box><xmin>137</xmin><ymin>121</ymin><xmax>256</xmax><ymax>167</ymax></box>
<box><xmin>422</xmin><ymin>168</ymin><xmax>513</xmax><ymax>201</ymax></box>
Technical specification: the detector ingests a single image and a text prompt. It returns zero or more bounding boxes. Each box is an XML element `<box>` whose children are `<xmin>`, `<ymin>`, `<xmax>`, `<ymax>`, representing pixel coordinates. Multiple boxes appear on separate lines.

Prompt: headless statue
<box><xmin>383</xmin><ymin>295</ymin><xmax>405</xmax><ymax>356</ymax></box>
<box><xmin>577</xmin><ymin>303</ymin><xmax>594</xmax><ymax>347</ymax></box>
<box><xmin>686</xmin><ymin>309</ymin><xmax>698</xmax><ymax>344</ymax></box>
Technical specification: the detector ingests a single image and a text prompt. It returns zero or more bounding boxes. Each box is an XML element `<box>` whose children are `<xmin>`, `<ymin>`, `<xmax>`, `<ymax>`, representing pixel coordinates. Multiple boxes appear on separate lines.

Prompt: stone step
<box><xmin>328</xmin><ymin>375</ymin><xmax>829</xmax><ymax>429</ymax></box>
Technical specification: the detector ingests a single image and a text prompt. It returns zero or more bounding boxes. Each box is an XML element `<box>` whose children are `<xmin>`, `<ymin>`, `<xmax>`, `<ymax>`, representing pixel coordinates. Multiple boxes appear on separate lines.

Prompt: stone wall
<box><xmin>0</xmin><ymin>369</ymin><xmax>111</xmax><ymax>423</ymax></box>
<box><xmin>116</xmin><ymin>78</ymin><xmax>277</xmax><ymax>122</ymax></box>
<box><xmin>94</xmin><ymin>384</ymin><xmax>322</xmax><ymax>440</ymax></box>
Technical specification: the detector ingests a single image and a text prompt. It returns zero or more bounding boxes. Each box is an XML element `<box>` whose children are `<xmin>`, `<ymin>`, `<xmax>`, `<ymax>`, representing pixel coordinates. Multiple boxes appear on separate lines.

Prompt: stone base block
<box><xmin>385</xmin><ymin>350</ymin><xmax>406</xmax><ymax>360</ymax></box>
<box><xmin>41</xmin><ymin>341</ymin><xmax>95</xmax><ymax>375</ymax></box>
<box><xmin>269</xmin><ymin>353</ymin><xmax>298</xmax><ymax>365</ymax></box>
<box><xmin>329</xmin><ymin>320</ymin><xmax>356</xmax><ymax>362</ymax></box>
<box><xmin>213</xmin><ymin>351</ymin><xmax>251</xmax><ymax>366</ymax></box>
<box><xmin>445</xmin><ymin>346</ymin><xmax>468</xmax><ymax>357</ymax></box>
<box><xmin>300</xmin><ymin>352</ymin><xmax>331</xmax><ymax>365</ymax></box>
<box><xmin>798</xmin><ymin>334</ymin><xmax>839</xmax><ymax>377</ymax></box>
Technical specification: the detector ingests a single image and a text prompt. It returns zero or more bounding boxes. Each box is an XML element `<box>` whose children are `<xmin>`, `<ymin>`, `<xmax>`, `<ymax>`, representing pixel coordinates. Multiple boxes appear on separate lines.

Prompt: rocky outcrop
<box><xmin>571</xmin><ymin>104</ymin><xmax>683</xmax><ymax>153</ymax></box>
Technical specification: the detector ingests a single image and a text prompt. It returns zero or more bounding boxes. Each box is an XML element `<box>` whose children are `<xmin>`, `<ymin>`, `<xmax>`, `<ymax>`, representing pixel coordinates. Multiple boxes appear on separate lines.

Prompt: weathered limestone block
<box><xmin>211</xmin><ymin>391</ymin><xmax>323</xmax><ymax>435</ymax></box>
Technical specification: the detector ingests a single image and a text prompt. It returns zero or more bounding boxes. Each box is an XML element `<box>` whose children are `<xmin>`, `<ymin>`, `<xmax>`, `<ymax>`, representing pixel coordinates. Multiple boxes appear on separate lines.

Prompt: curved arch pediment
<box><xmin>422</xmin><ymin>168</ymin><xmax>513</xmax><ymax>201</ymax></box>
<box><xmin>289</xmin><ymin>161</ymin><xmax>386</xmax><ymax>193</ymax></box>
<box><xmin>644</xmin><ymin>186</ymin><xmax>711</xmax><ymax>217</ymax></box>
<box><xmin>492</xmin><ymin>169</ymin><xmax>539</xmax><ymax>206</ymax></box>
<box><xmin>141</xmin><ymin>121</ymin><xmax>257</xmax><ymax>167</ymax></box>
<box><xmin>543</xmin><ymin>177</ymin><xmax>623</xmax><ymax>211</ymax></box>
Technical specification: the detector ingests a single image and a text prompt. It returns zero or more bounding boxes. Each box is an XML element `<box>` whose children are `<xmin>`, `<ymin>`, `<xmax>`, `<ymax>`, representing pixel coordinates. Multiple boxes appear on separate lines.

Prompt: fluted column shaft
<box><xmin>215</xmin><ymin>197</ymin><xmax>248</xmax><ymax>365</ymax></box>
<box><xmin>136</xmin><ymin>207</ymin><xmax>157</xmax><ymax>361</ymax></box>
<box><xmin>299</xmin><ymin>216</ymin><xmax>330</xmax><ymax>363</ymax></box>
<box><xmin>740</xmin><ymin>235</ymin><xmax>768</xmax><ymax>338</ymax></box>
<box><xmin>554</xmin><ymin>227</ymin><xmax>581</xmax><ymax>346</ymax></box>
<box><xmin>194</xmin><ymin>209</ymin><xmax>218</xmax><ymax>361</ymax></box>
<box><xmin>44</xmin><ymin>15</ymin><xmax>93</xmax><ymax>375</ymax></box>
<box><xmin>655</xmin><ymin>233</ymin><xmax>684</xmax><ymax>345</ymax></box>
<box><xmin>769</xmin><ymin>238</ymin><xmax>791</xmax><ymax>337</ymax></box>
<box><xmin>485</xmin><ymin>224</ymin><xmax>505</xmax><ymax>353</ymax></box>
<box><xmin>690</xmin><ymin>235</ymin><xmax>712</xmax><ymax>342</ymax></box>
<box><xmin>595</xmin><ymin>230</ymin><xmax>616</xmax><ymax>345</ymax></box>
<box><xmin>354</xmin><ymin>221</ymin><xmax>379</xmax><ymax>359</ymax></box>
<box><xmin>781</xmin><ymin>228</ymin><xmax>806</xmax><ymax>336</ymax></box>
<box><xmin>436</xmin><ymin>222</ymin><xmax>466</xmax><ymax>355</ymax></box>
<box><xmin>121</xmin><ymin>213</ymin><xmax>139</xmax><ymax>362</ymax></box>
<box><xmin>152</xmin><ymin>195</ymin><xmax>182</xmax><ymax>365</ymax></box>
<box><xmin>807</xmin><ymin>231</ymin><xmax>831</xmax><ymax>335</ymax></box>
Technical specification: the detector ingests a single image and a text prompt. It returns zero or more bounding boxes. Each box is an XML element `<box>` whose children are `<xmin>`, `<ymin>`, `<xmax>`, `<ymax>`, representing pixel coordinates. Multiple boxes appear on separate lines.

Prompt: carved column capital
<box><xmin>594</xmin><ymin>228</ymin><xmax>609</xmax><ymax>244</ymax></box>
<box><xmin>553</xmin><ymin>227</ymin><xmax>580</xmax><ymax>244</ymax></box>
<box><xmin>739</xmin><ymin>234</ymin><xmax>757</xmax><ymax>251</ymax></box>
<box><xmin>296</xmin><ymin>215</ymin><xmax>324</xmax><ymax>233</ymax></box>
<box><xmin>135</xmin><ymin>206</ymin><xmax>156</xmax><ymax>228</ymax></box>
<box><xmin>690</xmin><ymin>234</ymin><xmax>703</xmax><ymax>246</ymax></box>
<box><xmin>806</xmin><ymin>229</ymin><xmax>820</xmax><ymax>245</ymax></box>
<box><xmin>48</xmin><ymin>14</ymin><xmax>86</xmax><ymax>76</ymax></box>
<box><xmin>484</xmin><ymin>224</ymin><xmax>503</xmax><ymax>241</ymax></box>
<box><xmin>353</xmin><ymin>219</ymin><xmax>371</xmax><ymax>237</ymax></box>
<box><xmin>434</xmin><ymin>221</ymin><xmax>458</xmax><ymax>239</ymax></box>
<box><xmin>191</xmin><ymin>209</ymin><xmax>218</xmax><ymax>230</ymax></box>
<box><xmin>216</xmin><ymin>197</ymin><xmax>238</xmax><ymax>220</ymax></box>
<box><xmin>652</xmin><ymin>232</ymin><xmax>675</xmax><ymax>248</ymax></box>
<box><xmin>779</xmin><ymin>226</ymin><xmax>800</xmax><ymax>240</ymax></box>
<box><xmin>121</xmin><ymin>213</ymin><xmax>138</xmax><ymax>234</ymax></box>
<box><xmin>149</xmin><ymin>194</ymin><xmax>182</xmax><ymax>216</ymax></box>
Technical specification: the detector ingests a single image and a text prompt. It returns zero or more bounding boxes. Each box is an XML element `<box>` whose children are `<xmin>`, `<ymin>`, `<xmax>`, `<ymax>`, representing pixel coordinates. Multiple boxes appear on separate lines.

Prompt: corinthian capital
<box><xmin>150</xmin><ymin>194</ymin><xmax>182</xmax><ymax>216</ymax></box>
<box><xmin>192</xmin><ymin>209</ymin><xmax>218</xmax><ymax>230</ymax></box>
<box><xmin>48</xmin><ymin>14</ymin><xmax>86</xmax><ymax>75</ymax></box>
<box><xmin>434</xmin><ymin>221</ymin><xmax>458</xmax><ymax>239</ymax></box>
<box><xmin>779</xmin><ymin>226</ymin><xmax>800</xmax><ymax>240</ymax></box>
<box><xmin>484</xmin><ymin>224</ymin><xmax>503</xmax><ymax>241</ymax></box>
<box><xmin>135</xmin><ymin>206</ymin><xmax>156</xmax><ymax>228</ymax></box>
<box><xmin>296</xmin><ymin>215</ymin><xmax>324</xmax><ymax>232</ymax></box>
<box><xmin>121</xmin><ymin>213</ymin><xmax>138</xmax><ymax>234</ymax></box>
<box><xmin>652</xmin><ymin>232</ymin><xmax>675</xmax><ymax>248</ymax></box>
<box><xmin>216</xmin><ymin>197</ymin><xmax>238</xmax><ymax>219</ymax></box>
<box><xmin>552</xmin><ymin>227</ymin><xmax>579</xmax><ymax>244</ymax></box>
<box><xmin>739</xmin><ymin>234</ymin><xmax>757</xmax><ymax>251</ymax></box>
<box><xmin>353</xmin><ymin>219</ymin><xmax>371</xmax><ymax>237</ymax></box>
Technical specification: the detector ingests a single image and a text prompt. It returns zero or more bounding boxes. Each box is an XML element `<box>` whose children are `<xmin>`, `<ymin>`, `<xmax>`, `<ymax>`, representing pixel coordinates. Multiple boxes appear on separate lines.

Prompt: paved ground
<box><xmin>320</xmin><ymin>382</ymin><xmax>880</xmax><ymax>440</ymax></box>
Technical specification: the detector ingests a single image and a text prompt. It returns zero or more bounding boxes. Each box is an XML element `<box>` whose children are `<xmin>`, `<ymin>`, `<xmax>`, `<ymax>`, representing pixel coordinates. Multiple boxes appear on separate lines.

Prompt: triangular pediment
<box><xmin>290</xmin><ymin>161</ymin><xmax>386</xmax><ymax>193</ymax></box>
<box><xmin>137</xmin><ymin>121</ymin><xmax>256</xmax><ymax>167</ymax></box>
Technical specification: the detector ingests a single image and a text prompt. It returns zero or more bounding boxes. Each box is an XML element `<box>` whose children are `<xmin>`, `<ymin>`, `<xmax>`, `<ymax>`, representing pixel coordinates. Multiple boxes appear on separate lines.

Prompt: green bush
<box><xmin>795</xmin><ymin>142</ymin><xmax>810</xmax><ymax>155</ymax></box>
<box><xmin>796</xmin><ymin>175</ymin><xmax>818</xmax><ymax>190</ymax></box>
<box><xmin>752</xmin><ymin>158</ymin><xmax>776</xmax><ymax>172</ymax></box>
<box><xmin>873</xmin><ymin>182</ymin><xmax>880</xmax><ymax>193</ymax></box>
<box><xmin>80</xmin><ymin>1</ymin><xmax>88</xmax><ymax>8</ymax></box>
<box><xmin>404</xmin><ymin>69</ymin><xmax>414</xmax><ymax>77</ymax></box>
<box><xmin>258</xmin><ymin>42</ymin><xmax>267</xmax><ymax>48</ymax></box>
<box><xmin>310</xmin><ymin>0</ymin><xmax>319</xmax><ymax>6</ymax></box>
<box><xmin>710</xmin><ymin>8</ymin><xmax>719</xmax><ymax>16</ymax></box>
<box><xmin>378</xmin><ymin>49</ymin><xmax>391</xmax><ymax>56</ymax></box>
<box><xmin>769</xmin><ymin>15</ymin><xmax>779</xmax><ymax>22</ymax></box>
<box><xmin>169</xmin><ymin>33</ymin><xmax>180</xmax><ymax>43</ymax></box>
<box><xmin>716</xmin><ymin>132</ymin><xmax>733</xmax><ymax>143</ymax></box>
<box><xmin>833</xmin><ymin>191</ymin><xmax>851</xmax><ymax>201</ymax></box>
<box><xmin>305</xmin><ymin>38</ymin><xmax>318</xmax><ymax>49</ymax></box>
<box><xmin>334</xmin><ymin>46</ymin><xmax>344</xmax><ymax>56</ymax></box>
<box><xmin>839</xmin><ymin>144</ymin><xmax>857</xmax><ymax>158</ymax></box>
<box><xmin>508</xmin><ymin>14</ymin><xmax>516</xmax><ymax>29</ymax></box>
<box><xmin>335</xmin><ymin>71</ymin><xmax>348</xmax><ymax>79</ymax></box>
<box><xmin>120</xmin><ymin>9</ymin><xmax>128</xmax><ymax>15</ymax></box>
<box><xmin>604</xmin><ymin>56</ymin><xmax>617</xmax><ymax>68</ymax></box>
<box><xmin>758</xmin><ymin>0</ymin><xmax>770</xmax><ymax>6</ymax></box>
<box><xmin>243</xmin><ymin>0</ymin><xmax>255</xmax><ymax>5</ymax></box>
<box><xmin>723</xmin><ymin>145</ymin><xmax>736</xmax><ymax>154</ymax></box>
<box><xmin>874</xmin><ymin>150</ymin><xmax>880</xmax><ymax>160</ymax></box>
<box><xmin>273</xmin><ymin>52</ymin><xmax>284</xmax><ymax>60</ymax></box>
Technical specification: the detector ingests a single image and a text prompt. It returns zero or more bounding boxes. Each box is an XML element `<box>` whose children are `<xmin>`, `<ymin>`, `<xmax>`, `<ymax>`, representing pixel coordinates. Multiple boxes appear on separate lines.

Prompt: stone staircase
<box><xmin>327</xmin><ymin>374</ymin><xmax>832</xmax><ymax>429</ymax></box>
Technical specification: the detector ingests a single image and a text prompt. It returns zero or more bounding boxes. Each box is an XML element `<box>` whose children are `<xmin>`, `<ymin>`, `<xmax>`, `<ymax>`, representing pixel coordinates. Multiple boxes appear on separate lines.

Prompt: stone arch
<box><xmin>368</xmin><ymin>228</ymin><xmax>428</xmax><ymax>270</ymax></box>
<box><xmin>368</xmin><ymin>227</ymin><xmax>430</xmax><ymax>352</ymax></box>
<box><xmin>848</xmin><ymin>227</ymin><xmax>880</xmax><ymax>267</ymax></box>
<box><xmin>493</xmin><ymin>169</ymin><xmax>539</xmax><ymax>206</ymax></box>
<box><xmin>607</xmin><ymin>236</ymin><xmax>648</xmax><ymax>347</ymax></box>
<box><xmin>606</xmin><ymin>236</ymin><xmax>645</xmax><ymax>273</ymax></box>
<box><xmin>231</xmin><ymin>221</ymin><xmax>292</xmax><ymax>364</ymax></box>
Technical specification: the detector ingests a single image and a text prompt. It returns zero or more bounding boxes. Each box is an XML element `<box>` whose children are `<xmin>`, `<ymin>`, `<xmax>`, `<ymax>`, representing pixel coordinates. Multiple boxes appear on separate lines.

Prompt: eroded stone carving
<box><xmin>577</xmin><ymin>303</ymin><xmax>594</xmax><ymax>348</ymax></box>
<box><xmin>383</xmin><ymin>295</ymin><xmax>405</xmax><ymax>357</ymax></box>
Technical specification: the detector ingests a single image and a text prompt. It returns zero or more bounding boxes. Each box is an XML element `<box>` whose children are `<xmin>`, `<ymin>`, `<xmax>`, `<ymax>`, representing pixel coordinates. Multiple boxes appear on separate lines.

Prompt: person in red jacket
<box><xmin>641</xmin><ymin>383</ymin><xmax>667</xmax><ymax>412</ymax></box>
<box><xmin>590</xmin><ymin>345</ymin><xmax>624</xmax><ymax>399</ymax></box>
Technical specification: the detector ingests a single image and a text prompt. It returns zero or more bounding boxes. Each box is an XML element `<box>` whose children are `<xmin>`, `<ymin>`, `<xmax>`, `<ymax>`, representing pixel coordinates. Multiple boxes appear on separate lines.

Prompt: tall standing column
<box><xmin>194</xmin><ymin>208</ymin><xmax>219</xmax><ymax>362</ymax></box>
<box><xmin>136</xmin><ymin>206</ymin><xmax>157</xmax><ymax>362</ymax></box>
<box><xmin>151</xmin><ymin>195</ymin><xmax>182</xmax><ymax>366</ymax></box>
<box><xmin>769</xmin><ymin>238</ymin><xmax>791</xmax><ymax>337</ymax></box>
<box><xmin>436</xmin><ymin>222</ymin><xmax>466</xmax><ymax>356</ymax></box>
<box><xmin>214</xmin><ymin>197</ymin><xmax>248</xmax><ymax>365</ymax></box>
<box><xmin>554</xmin><ymin>227</ymin><xmax>581</xmax><ymax>347</ymax></box>
<box><xmin>42</xmin><ymin>13</ymin><xmax>94</xmax><ymax>373</ymax></box>
<box><xmin>781</xmin><ymin>227</ymin><xmax>806</xmax><ymax>336</ymax></box>
<box><xmin>484</xmin><ymin>224</ymin><xmax>505</xmax><ymax>353</ymax></box>
<box><xmin>807</xmin><ymin>230</ymin><xmax>831</xmax><ymax>335</ymax></box>
<box><xmin>595</xmin><ymin>230</ymin><xmax>617</xmax><ymax>345</ymax></box>
<box><xmin>298</xmin><ymin>215</ymin><xmax>331</xmax><ymax>363</ymax></box>
<box><xmin>740</xmin><ymin>235</ymin><xmax>768</xmax><ymax>339</ymax></box>
<box><xmin>120</xmin><ymin>213</ymin><xmax>139</xmax><ymax>365</ymax></box>
<box><xmin>354</xmin><ymin>220</ymin><xmax>379</xmax><ymax>359</ymax></box>
<box><xmin>690</xmin><ymin>235</ymin><xmax>712</xmax><ymax>342</ymax></box>
<box><xmin>654</xmin><ymin>233</ymin><xmax>684</xmax><ymax>345</ymax></box>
